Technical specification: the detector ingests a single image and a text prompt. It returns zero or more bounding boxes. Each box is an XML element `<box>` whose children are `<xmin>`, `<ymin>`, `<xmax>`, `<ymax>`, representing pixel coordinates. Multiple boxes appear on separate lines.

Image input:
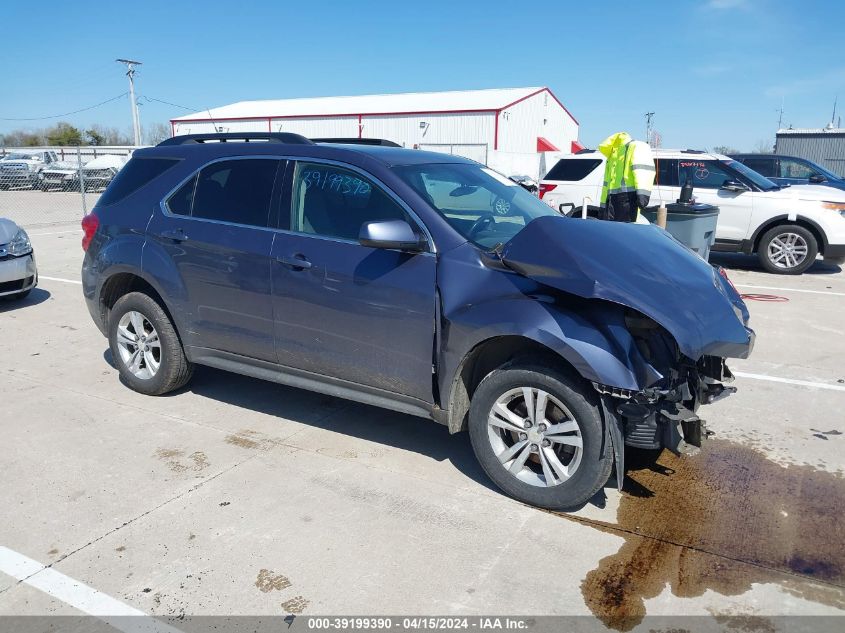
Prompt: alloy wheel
<box><xmin>486</xmin><ymin>387</ymin><xmax>583</xmax><ymax>487</ymax></box>
<box><xmin>116</xmin><ymin>311</ymin><xmax>161</xmax><ymax>380</ymax></box>
<box><xmin>767</xmin><ymin>232</ymin><xmax>809</xmax><ymax>270</ymax></box>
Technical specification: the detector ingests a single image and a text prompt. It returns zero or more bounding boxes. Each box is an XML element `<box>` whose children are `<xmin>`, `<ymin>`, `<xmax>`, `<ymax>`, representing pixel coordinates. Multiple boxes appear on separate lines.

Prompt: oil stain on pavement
<box><xmin>572</xmin><ymin>440</ymin><xmax>845</xmax><ymax>631</ymax></box>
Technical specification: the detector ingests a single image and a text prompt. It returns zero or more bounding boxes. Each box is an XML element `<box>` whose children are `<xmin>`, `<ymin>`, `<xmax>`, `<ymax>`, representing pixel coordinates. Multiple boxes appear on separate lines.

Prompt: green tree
<box><xmin>712</xmin><ymin>145</ymin><xmax>739</xmax><ymax>155</ymax></box>
<box><xmin>46</xmin><ymin>122</ymin><xmax>84</xmax><ymax>146</ymax></box>
<box><xmin>86</xmin><ymin>128</ymin><xmax>106</xmax><ymax>145</ymax></box>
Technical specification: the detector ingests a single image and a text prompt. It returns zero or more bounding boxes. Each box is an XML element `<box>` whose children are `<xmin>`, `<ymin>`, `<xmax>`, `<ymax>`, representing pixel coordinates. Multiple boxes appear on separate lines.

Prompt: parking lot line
<box><xmin>734</xmin><ymin>371</ymin><xmax>845</xmax><ymax>392</ymax></box>
<box><xmin>28</xmin><ymin>229</ymin><xmax>82</xmax><ymax>236</ymax></box>
<box><xmin>735</xmin><ymin>283</ymin><xmax>845</xmax><ymax>297</ymax></box>
<box><xmin>0</xmin><ymin>546</ymin><xmax>183</xmax><ymax>633</ymax></box>
<box><xmin>39</xmin><ymin>275</ymin><xmax>82</xmax><ymax>285</ymax></box>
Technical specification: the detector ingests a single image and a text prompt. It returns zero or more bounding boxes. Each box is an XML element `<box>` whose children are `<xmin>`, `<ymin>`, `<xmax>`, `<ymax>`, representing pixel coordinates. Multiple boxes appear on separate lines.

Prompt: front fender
<box><xmin>439</xmin><ymin>296</ymin><xmax>658</xmax><ymax>400</ymax></box>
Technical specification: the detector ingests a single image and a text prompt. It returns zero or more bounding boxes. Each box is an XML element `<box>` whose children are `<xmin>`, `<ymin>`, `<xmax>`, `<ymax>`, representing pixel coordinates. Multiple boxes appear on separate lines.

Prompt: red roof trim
<box><xmin>495</xmin><ymin>87</ymin><xmax>579</xmax><ymax>126</ymax></box>
<box><xmin>169</xmin><ymin>88</ymin><xmax>579</xmax><ymax>127</ymax></box>
<box><xmin>171</xmin><ymin>108</ymin><xmax>499</xmax><ymax>125</ymax></box>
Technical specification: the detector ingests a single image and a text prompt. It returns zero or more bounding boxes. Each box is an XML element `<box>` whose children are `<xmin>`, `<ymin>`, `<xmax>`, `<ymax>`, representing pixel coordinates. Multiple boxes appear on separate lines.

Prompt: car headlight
<box><xmin>822</xmin><ymin>201</ymin><xmax>845</xmax><ymax>211</ymax></box>
<box><xmin>6</xmin><ymin>229</ymin><xmax>32</xmax><ymax>257</ymax></box>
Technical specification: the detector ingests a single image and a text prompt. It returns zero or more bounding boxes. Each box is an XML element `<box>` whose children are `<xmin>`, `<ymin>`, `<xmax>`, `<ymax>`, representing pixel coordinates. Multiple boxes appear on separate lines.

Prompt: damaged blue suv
<box><xmin>81</xmin><ymin>133</ymin><xmax>754</xmax><ymax>509</ymax></box>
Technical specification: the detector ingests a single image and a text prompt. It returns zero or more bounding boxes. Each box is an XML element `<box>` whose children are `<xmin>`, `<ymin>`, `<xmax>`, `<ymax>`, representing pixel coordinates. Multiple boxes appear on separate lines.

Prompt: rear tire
<box><xmin>468</xmin><ymin>364</ymin><xmax>613</xmax><ymax>510</ymax></box>
<box><xmin>757</xmin><ymin>224</ymin><xmax>817</xmax><ymax>275</ymax></box>
<box><xmin>108</xmin><ymin>292</ymin><xmax>193</xmax><ymax>395</ymax></box>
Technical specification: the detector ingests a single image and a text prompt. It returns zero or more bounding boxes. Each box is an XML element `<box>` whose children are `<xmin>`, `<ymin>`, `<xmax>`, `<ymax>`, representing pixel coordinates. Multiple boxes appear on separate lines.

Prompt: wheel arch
<box><xmin>97</xmin><ymin>270</ymin><xmax>182</xmax><ymax>343</ymax></box>
<box><xmin>749</xmin><ymin>214</ymin><xmax>828</xmax><ymax>255</ymax></box>
<box><xmin>444</xmin><ymin>335</ymin><xmax>588</xmax><ymax>435</ymax></box>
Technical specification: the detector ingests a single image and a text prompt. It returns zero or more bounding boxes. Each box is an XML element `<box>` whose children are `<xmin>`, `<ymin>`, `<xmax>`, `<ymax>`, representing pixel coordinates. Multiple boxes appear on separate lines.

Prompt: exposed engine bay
<box><xmin>595</xmin><ymin>311</ymin><xmax>739</xmax><ymax>472</ymax></box>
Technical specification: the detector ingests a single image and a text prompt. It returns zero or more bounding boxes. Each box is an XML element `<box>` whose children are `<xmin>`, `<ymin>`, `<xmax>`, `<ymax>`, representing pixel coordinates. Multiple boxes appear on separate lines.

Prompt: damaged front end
<box><xmin>499</xmin><ymin>216</ymin><xmax>756</xmax><ymax>478</ymax></box>
<box><xmin>594</xmin><ymin>312</ymin><xmax>737</xmax><ymax>456</ymax></box>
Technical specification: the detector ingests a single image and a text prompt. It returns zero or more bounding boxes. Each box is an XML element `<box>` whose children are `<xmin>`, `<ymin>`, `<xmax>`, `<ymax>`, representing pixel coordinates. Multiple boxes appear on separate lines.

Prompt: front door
<box><xmin>147</xmin><ymin>157</ymin><xmax>283</xmax><ymax>361</ymax></box>
<box><xmin>677</xmin><ymin>159</ymin><xmax>754</xmax><ymax>241</ymax></box>
<box><xmin>270</xmin><ymin>160</ymin><xmax>436</xmax><ymax>402</ymax></box>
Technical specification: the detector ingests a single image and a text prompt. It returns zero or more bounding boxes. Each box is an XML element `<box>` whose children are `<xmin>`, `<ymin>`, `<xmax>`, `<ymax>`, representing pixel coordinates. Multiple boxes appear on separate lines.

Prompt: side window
<box><xmin>679</xmin><ymin>160</ymin><xmax>733</xmax><ymax>189</ymax></box>
<box><xmin>742</xmin><ymin>157</ymin><xmax>776</xmax><ymax>178</ymax></box>
<box><xmin>779</xmin><ymin>159</ymin><xmax>814</xmax><ymax>179</ymax></box>
<box><xmin>191</xmin><ymin>159</ymin><xmax>278</xmax><ymax>227</ymax></box>
<box><xmin>167</xmin><ymin>174</ymin><xmax>197</xmax><ymax>216</ymax></box>
<box><xmin>544</xmin><ymin>159</ymin><xmax>603</xmax><ymax>182</ymax></box>
<box><xmin>655</xmin><ymin>159</ymin><xmax>679</xmax><ymax>187</ymax></box>
<box><xmin>99</xmin><ymin>157</ymin><xmax>180</xmax><ymax>206</ymax></box>
<box><xmin>291</xmin><ymin>162</ymin><xmax>412</xmax><ymax>241</ymax></box>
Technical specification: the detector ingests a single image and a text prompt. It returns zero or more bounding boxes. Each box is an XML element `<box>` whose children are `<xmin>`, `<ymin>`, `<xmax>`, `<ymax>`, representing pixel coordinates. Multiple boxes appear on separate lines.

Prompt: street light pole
<box><xmin>116</xmin><ymin>58</ymin><xmax>142</xmax><ymax>146</ymax></box>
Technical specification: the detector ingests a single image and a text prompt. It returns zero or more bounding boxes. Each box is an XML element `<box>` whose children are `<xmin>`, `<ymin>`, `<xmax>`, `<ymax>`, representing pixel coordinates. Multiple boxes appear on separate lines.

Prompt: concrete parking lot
<box><xmin>0</xmin><ymin>225</ymin><xmax>843</xmax><ymax>631</ymax></box>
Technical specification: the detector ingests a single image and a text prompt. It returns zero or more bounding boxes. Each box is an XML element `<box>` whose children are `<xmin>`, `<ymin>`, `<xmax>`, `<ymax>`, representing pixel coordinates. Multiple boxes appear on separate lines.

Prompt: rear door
<box><xmin>147</xmin><ymin>157</ymin><xmax>284</xmax><ymax>361</ymax></box>
<box><xmin>270</xmin><ymin>160</ymin><xmax>436</xmax><ymax>402</ymax></box>
<box><xmin>739</xmin><ymin>156</ymin><xmax>780</xmax><ymax>184</ymax></box>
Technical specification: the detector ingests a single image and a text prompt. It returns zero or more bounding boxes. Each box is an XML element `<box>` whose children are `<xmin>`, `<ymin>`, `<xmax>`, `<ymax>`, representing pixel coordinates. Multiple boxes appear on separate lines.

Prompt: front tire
<box><xmin>108</xmin><ymin>292</ymin><xmax>193</xmax><ymax>395</ymax></box>
<box><xmin>468</xmin><ymin>365</ymin><xmax>613</xmax><ymax>510</ymax></box>
<box><xmin>758</xmin><ymin>224</ymin><xmax>817</xmax><ymax>275</ymax></box>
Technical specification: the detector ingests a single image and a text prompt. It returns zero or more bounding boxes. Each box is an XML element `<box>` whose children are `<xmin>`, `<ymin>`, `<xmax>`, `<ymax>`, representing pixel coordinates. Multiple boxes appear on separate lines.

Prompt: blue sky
<box><xmin>1</xmin><ymin>0</ymin><xmax>842</xmax><ymax>150</ymax></box>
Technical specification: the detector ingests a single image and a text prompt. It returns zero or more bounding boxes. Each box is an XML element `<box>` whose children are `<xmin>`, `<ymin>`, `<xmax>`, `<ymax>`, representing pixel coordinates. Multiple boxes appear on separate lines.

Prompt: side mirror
<box><xmin>809</xmin><ymin>174</ymin><xmax>827</xmax><ymax>184</ymax></box>
<box><xmin>359</xmin><ymin>219</ymin><xmax>425</xmax><ymax>252</ymax></box>
<box><xmin>720</xmin><ymin>179</ymin><xmax>749</xmax><ymax>193</ymax></box>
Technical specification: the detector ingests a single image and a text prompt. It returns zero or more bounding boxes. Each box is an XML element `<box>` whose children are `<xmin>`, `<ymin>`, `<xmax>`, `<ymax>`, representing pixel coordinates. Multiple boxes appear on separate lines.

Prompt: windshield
<box><xmin>393</xmin><ymin>163</ymin><xmax>558</xmax><ymax>249</ymax></box>
<box><xmin>723</xmin><ymin>159</ymin><xmax>780</xmax><ymax>191</ymax></box>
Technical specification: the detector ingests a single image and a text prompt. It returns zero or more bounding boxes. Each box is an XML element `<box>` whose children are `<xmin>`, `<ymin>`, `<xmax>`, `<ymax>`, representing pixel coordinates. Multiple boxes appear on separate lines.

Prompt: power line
<box><xmin>0</xmin><ymin>93</ymin><xmax>128</xmax><ymax>122</ymax></box>
<box><xmin>140</xmin><ymin>95</ymin><xmax>199</xmax><ymax>111</ymax></box>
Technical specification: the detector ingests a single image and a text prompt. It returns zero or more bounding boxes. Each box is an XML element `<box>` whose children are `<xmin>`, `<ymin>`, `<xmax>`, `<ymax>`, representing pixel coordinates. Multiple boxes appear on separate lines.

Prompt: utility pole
<box><xmin>777</xmin><ymin>97</ymin><xmax>784</xmax><ymax>130</ymax></box>
<box><xmin>645</xmin><ymin>112</ymin><xmax>655</xmax><ymax>147</ymax></box>
<box><xmin>116</xmin><ymin>59</ymin><xmax>142</xmax><ymax>146</ymax></box>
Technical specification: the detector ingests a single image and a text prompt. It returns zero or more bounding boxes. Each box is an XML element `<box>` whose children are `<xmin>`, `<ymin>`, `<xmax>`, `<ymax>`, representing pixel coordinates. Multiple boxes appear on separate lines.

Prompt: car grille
<box><xmin>0</xmin><ymin>163</ymin><xmax>28</xmax><ymax>173</ymax></box>
<box><xmin>0</xmin><ymin>276</ymin><xmax>33</xmax><ymax>293</ymax></box>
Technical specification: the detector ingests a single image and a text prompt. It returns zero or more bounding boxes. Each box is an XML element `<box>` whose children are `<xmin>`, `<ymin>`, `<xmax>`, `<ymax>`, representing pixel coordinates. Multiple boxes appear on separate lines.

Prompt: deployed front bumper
<box><xmin>0</xmin><ymin>253</ymin><xmax>37</xmax><ymax>296</ymax></box>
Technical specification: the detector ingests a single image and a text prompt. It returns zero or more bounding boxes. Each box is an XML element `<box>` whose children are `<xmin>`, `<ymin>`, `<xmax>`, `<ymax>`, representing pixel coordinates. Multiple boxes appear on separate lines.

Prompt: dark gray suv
<box><xmin>81</xmin><ymin>133</ymin><xmax>754</xmax><ymax>510</ymax></box>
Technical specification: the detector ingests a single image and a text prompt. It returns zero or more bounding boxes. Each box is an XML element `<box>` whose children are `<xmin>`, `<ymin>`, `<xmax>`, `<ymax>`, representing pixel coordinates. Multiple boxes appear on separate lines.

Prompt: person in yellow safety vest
<box><xmin>598</xmin><ymin>132</ymin><xmax>655</xmax><ymax>222</ymax></box>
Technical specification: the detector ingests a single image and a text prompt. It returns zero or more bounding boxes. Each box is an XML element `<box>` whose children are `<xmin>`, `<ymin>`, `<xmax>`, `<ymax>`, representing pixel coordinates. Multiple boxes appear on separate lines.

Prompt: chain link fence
<box><xmin>0</xmin><ymin>146</ymin><xmax>137</xmax><ymax>228</ymax></box>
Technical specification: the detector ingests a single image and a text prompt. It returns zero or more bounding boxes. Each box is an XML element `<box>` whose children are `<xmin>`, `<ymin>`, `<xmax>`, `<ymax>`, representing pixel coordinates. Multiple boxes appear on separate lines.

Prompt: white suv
<box><xmin>540</xmin><ymin>149</ymin><xmax>845</xmax><ymax>274</ymax></box>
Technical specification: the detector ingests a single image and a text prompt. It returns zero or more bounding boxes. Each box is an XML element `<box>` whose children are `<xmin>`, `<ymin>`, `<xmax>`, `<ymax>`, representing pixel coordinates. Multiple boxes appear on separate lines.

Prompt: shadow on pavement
<box><xmin>182</xmin><ymin>365</ymin><xmax>496</xmax><ymax>492</ymax></box>
<box><xmin>0</xmin><ymin>287</ymin><xmax>51</xmax><ymax>313</ymax></box>
<box><xmin>710</xmin><ymin>252</ymin><xmax>842</xmax><ymax>275</ymax></box>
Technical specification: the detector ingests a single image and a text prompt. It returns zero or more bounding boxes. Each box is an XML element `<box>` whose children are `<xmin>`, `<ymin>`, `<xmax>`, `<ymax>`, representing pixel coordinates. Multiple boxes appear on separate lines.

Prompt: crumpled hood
<box><xmin>0</xmin><ymin>218</ymin><xmax>22</xmax><ymax>244</ymax></box>
<box><xmin>501</xmin><ymin>216</ymin><xmax>754</xmax><ymax>361</ymax></box>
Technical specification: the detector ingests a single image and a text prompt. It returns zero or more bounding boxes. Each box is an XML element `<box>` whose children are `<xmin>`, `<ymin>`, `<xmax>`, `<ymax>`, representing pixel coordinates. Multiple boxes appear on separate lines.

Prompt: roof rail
<box><xmin>311</xmin><ymin>137</ymin><xmax>402</xmax><ymax>147</ymax></box>
<box><xmin>158</xmin><ymin>132</ymin><xmax>313</xmax><ymax>146</ymax></box>
<box><xmin>681</xmin><ymin>149</ymin><xmax>706</xmax><ymax>154</ymax></box>
<box><xmin>575</xmin><ymin>148</ymin><xmax>596</xmax><ymax>154</ymax></box>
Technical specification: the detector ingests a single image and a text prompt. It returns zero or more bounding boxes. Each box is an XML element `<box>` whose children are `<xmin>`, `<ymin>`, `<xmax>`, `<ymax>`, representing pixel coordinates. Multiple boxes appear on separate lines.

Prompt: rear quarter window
<box><xmin>544</xmin><ymin>159</ymin><xmax>602</xmax><ymax>182</ymax></box>
<box><xmin>97</xmin><ymin>157</ymin><xmax>179</xmax><ymax>206</ymax></box>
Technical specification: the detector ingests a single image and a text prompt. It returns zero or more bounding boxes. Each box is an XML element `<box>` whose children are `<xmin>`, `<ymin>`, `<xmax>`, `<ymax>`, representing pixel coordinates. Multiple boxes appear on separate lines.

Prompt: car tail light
<box><xmin>81</xmin><ymin>213</ymin><xmax>99</xmax><ymax>251</ymax></box>
<box><xmin>538</xmin><ymin>183</ymin><xmax>557</xmax><ymax>199</ymax></box>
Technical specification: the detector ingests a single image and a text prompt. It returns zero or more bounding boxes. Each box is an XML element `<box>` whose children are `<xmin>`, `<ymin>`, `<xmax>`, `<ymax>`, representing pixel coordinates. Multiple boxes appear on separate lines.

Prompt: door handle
<box><xmin>159</xmin><ymin>228</ymin><xmax>188</xmax><ymax>242</ymax></box>
<box><xmin>276</xmin><ymin>254</ymin><xmax>312</xmax><ymax>270</ymax></box>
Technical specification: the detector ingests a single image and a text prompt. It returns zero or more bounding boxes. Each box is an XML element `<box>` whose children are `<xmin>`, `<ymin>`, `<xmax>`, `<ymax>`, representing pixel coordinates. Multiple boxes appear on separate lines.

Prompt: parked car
<box><xmin>39</xmin><ymin>154</ymin><xmax>128</xmax><ymax>192</ymax></box>
<box><xmin>39</xmin><ymin>161</ymin><xmax>79</xmax><ymax>191</ymax></box>
<box><xmin>540</xmin><ymin>149</ymin><xmax>845</xmax><ymax>274</ymax></box>
<box><xmin>730</xmin><ymin>153</ymin><xmax>845</xmax><ymax>191</ymax></box>
<box><xmin>81</xmin><ymin>132</ymin><xmax>753</xmax><ymax>510</ymax></box>
<box><xmin>0</xmin><ymin>218</ymin><xmax>37</xmax><ymax>299</ymax></box>
<box><xmin>0</xmin><ymin>151</ymin><xmax>59</xmax><ymax>190</ymax></box>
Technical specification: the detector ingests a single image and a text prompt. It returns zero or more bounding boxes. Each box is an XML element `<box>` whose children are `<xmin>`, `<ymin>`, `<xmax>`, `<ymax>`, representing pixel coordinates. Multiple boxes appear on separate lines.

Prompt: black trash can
<box><xmin>642</xmin><ymin>203</ymin><xmax>720</xmax><ymax>260</ymax></box>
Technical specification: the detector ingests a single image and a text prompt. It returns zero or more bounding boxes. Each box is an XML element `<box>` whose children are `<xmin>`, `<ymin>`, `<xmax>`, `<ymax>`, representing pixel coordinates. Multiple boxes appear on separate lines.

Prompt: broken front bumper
<box><xmin>594</xmin><ymin>354</ymin><xmax>740</xmax><ymax>455</ymax></box>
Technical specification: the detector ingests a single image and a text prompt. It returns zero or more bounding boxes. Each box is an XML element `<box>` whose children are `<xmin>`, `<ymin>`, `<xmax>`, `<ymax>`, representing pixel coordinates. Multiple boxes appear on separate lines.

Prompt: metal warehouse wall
<box><xmin>272</xmin><ymin>116</ymin><xmax>359</xmax><ymax>137</ymax></box>
<box><xmin>776</xmin><ymin>132</ymin><xmax>845</xmax><ymax>177</ymax></box>
<box><xmin>496</xmin><ymin>91</ymin><xmax>577</xmax><ymax>153</ymax></box>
